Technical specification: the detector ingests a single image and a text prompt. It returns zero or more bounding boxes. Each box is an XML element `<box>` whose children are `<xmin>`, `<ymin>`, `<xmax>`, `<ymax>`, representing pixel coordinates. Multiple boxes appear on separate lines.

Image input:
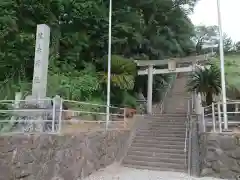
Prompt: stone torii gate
<box><xmin>135</xmin><ymin>55</ymin><xmax>208</xmax><ymax>114</ymax></box>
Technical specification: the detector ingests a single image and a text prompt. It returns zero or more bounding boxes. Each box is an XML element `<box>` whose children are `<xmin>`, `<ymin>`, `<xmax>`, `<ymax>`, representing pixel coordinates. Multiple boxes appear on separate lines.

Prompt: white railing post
<box><xmin>212</xmin><ymin>102</ymin><xmax>216</xmax><ymax>132</ymax></box>
<box><xmin>202</xmin><ymin>107</ymin><xmax>206</xmax><ymax>132</ymax></box>
<box><xmin>235</xmin><ymin>103</ymin><xmax>239</xmax><ymax>113</ymax></box>
<box><xmin>191</xmin><ymin>93</ymin><xmax>194</xmax><ymax>112</ymax></box>
<box><xmin>217</xmin><ymin>102</ymin><xmax>222</xmax><ymax>133</ymax></box>
<box><xmin>11</xmin><ymin>92</ymin><xmax>22</xmax><ymax>122</ymax></box>
<box><xmin>123</xmin><ymin>108</ymin><xmax>127</xmax><ymax>128</ymax></box>
<box><xmin>52</xmin><ymin>98</ymin><xmax>56</xmax><ymax>133</ymax></box>
<box><xmin>58</xmin><ymin>98</ymin><xmax>63</xmax><ymax>134</ymax></box>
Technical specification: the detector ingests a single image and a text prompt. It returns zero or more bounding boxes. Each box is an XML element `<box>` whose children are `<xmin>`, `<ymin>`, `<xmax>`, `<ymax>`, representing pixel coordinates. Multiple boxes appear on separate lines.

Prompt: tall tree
<box><xmin>194</xmin><ymin>25</ymin><xmax>218</xmax><ymax>54</ymax></box>
<box><xmin>0</xmin><ymin>0</ymin><xmax>198</xmax><ymax>107</ymax></box>
<box><xmin>235</xmin><ymin>41</ymin><xmax>240</xmax><ymax>51</ymax></box>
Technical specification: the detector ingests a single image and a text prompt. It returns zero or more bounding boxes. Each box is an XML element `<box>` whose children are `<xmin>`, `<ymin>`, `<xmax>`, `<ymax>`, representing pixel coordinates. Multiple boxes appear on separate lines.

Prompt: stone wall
<box><xmin>0</xmin><ymin>130</ymin><xmax>130</xmax><ymax>180</ymax></box>
<box><xmin>200</xmin><ymin>133</ymin><xmax>240</xmax><ymax>179</ymax></box>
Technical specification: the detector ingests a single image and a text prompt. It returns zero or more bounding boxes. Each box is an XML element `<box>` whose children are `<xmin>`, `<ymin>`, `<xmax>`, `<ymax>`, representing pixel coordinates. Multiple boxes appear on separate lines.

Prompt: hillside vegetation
<box><xmin>213</xmin><ymin>54</ymin><xmax>240</xmax><ymax>98</ymax></box>
<box><xmin>0</xmin><ymin>0</ymin><xmax>198</xmax><ymax>107</ymax></box>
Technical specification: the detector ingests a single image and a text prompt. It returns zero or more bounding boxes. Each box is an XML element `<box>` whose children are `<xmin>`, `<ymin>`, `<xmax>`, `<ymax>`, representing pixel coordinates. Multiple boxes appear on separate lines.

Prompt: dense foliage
<box><xmin>0</xmin><ymin>0</ymin><xmax>198</xmax><ymax>107</ymax></box>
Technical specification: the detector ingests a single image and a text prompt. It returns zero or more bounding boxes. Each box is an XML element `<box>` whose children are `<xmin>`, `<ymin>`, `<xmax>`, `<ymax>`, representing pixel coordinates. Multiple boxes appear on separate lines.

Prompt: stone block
<box><xmin>205</xmin><ymin>150</ymin><xmax>217</xmax><ymax>162</ymax></box>
<box><xmin>200</xmin><ymin>133</ymin><xmax>240</xmax><ymax>179</ymax></box>
<box><xmin>0</xmin><ymin>163</ymin><xmax>12</xmax><ymax>180</ymax></box>
<box><xmin>227</xmin><ymin>147</ymin><xmax>240</xmax><ymax>159</ymax></box>
<box><xmin>218</xmin><ymin>136</ymin><xmax>239</xmax><ymax>151</ymax></box>
<box><xmin>201</xmin><ymin>168</ymin><xmax>215</xmax><ymax>176</ymax></box>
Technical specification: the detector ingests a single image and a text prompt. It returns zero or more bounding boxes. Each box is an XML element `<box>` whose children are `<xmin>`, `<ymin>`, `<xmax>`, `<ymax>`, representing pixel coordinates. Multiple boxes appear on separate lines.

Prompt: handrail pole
<box><xmin>123</xmin><ymin>108</ymin><xmax>127</xmax><ymax>128</ymax></box>
<box><xmin>187</xmin><ymin>115</ymin><xmax>191</xmax><ymax>176</ymax></box>
<box><xmin>184</xmin><ymin>100</ymin><xmax>189</xmax><ymax>166</ymax></box>
<box><xmin>217</xmin><ymin>102</ymin><xmax>222</xmax><ymax>133</ymax></box>
<box><xmin>52</xmin><ymin>98</ymin><xmax>56</xmax><ymax>133</ymax></box>
<box><xmin>202</xmin><ymin>107</ymin><xmax>206</xmax><ymax>132</ymax></box>
<box><xmin>212</xmin><ymin>102</ymin><xmax>216</xmax><ymax>132</ymax></box>
<box><xmin>58</xmin><ymin>98</ymin><xmax>63</xmax><ymax>134</ymax></box>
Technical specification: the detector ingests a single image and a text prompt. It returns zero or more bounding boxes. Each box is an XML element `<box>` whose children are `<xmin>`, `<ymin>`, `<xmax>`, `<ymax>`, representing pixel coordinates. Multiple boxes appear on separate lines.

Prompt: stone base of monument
<box><xmin>11</xmin><ymin>95</ymin><xmax>62</xmax><ymax>133</ymax></box>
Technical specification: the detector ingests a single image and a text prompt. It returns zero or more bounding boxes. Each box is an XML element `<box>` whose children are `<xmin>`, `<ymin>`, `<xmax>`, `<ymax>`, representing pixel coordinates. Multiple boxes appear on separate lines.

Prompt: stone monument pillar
<box><xmin>32</xmin><ymin>24</ymin><xmax>50</xmax><ymax>99</ymax></box>
<box><xmin>22</xmin><ymin>24</ymin><xmax>51</xmax><ymax>132</ymax></box>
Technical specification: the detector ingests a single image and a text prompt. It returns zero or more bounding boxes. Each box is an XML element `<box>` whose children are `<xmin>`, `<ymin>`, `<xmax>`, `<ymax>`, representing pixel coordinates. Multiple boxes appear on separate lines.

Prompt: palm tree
<box><xmin>98</xmin><ymin>55</ymin><xmax>138</xmax><ymax>107</ymax></box>
<box><xmin>99</xmin><ymin>54</ymin><xmax>137</xmax><ymax>90</ymax></box>
<box><xmin>187</xmin><ymin>64</ymin><xmax>221</xmax><ymax>105</ymax></box>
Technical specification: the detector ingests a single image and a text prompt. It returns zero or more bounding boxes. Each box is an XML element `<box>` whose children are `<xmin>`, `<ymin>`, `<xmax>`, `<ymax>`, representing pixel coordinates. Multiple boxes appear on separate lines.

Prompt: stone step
<box><xmin>129</xmin><ymin>146</ymin><xmax>185</xmax><ymax>154</ymax></box>
<box><xmin>146</xmin><ymin>114</ymin><xmax>187</xmax><ymax>117</ymax></box>
<box><xmin>164</xmin><ymin>112</ymin><xmax>187</xmax><ymax>114</ymax></box>
<box><xmin>146</xmin><ymin>120</ymin><xmax>187</xmax><ymax>126</ymax></box>
<box><xmin>124</xmin><ymin>154</ymin><xmax>186</xmax><ymax>164</ymax></box>
<box><xmin>164</xmin><ymin>108</ymin><xmax>187</xmax><ymax>111</ymax></box>
<box><xmin>145</xmin><ymin>124</ymin><xmax>186</xmax><ymax>128</ymax></box>
<box><xmin>133</xmin><ymin>135</ymin><xmax>185</xmax><ymax>142</ymax></box>
<box><xmin>126</xmin><ymin>150</ymin><xmax>186</xmax><ymax>159</ymax></box>
<box><xmin>145</xmin><ymin>116</ymin><xmax>187</xmax><ymax>121</ymax></box>
<box><xmin>130</xmin><ymin>142</ymin><xmax>185</xmax><ymax>150</ymax></box>
<box><xmin>150</xmin><ymin>116</ymin><xmax>187</xmax><ymax>119</ymax></box>
<box><xmin>165</xmin><ymin>111</ymin><xmax>187</xmax><ymax>114</ymax></box>
<box><xmin>167</xmin><ymin>97</ymin><xmax>189</xmax><ymax>99</ymax></box>
<box><xmin>135</xmin><ymin>133</ymin><xmax>185</xmax><ymax>138</ymax></box>
<box><xmin>168</xmin><ymin>107</ymin><xmax>188</xmax><ymax>109</ymax></box>
<box><xmin>122</xmin><ymin>159</ymin><xmax>186</xmax><ymax>171</ymax></box>
<box><xmin>166</xmin><ymin>98</ymin><xmax>188</xmax><ymax>100</ymax></box>
<box><xmin>136</xmin><ymin>130</ymin><xmax>185</xmax><ymax>135</ymax></box>
<box><xmin>166</xmin><ymin>97</ymin><xmax>189</xmax><ymax>99</ymax></box>
<box><xmin>164</xmin><ymin>111</ymin><xmax>187</xmax><ymax>113</ymax></box>
<box><xmin>164</xmin><ymin>105</ymin><xmax>187</xmax><ymax>107</ymax></box>
<box><xmin>165</xmin><ymin>107</ymin><xmax>187</xmax><ymax>110</ymax></box>
<box><xmin>147</xmin><ymin>121</ymin><xmax>187</xmax><ymax>124</ymax></box>
<box><xmin>136</xmin><ymin>128</ymin><xmax>186</xmax><ymax>133</ymax></box>
<box><xmin>146</xmin><ymin>117</ymin><xmax>187</xmax><ymax>121</ymax></box>
<box><xmin>122</xmin><ymin>164</ymin><xmax>186</xmax><ymax>173</ymax></box>
<box><xmin>147</xmin><ymin>120</ymin><xmax>186</xmax><ymax>124</ymax></box>
<box><xmin>132</xmin><ymin>138</ymin><xmax>186</xmax><ymax>145</ymax></box>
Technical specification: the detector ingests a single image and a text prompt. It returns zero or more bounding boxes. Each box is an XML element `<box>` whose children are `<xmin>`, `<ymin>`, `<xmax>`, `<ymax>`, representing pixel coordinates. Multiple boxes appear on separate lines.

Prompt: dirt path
<box><xmin>84</xmin><ymin>163</ymin><xmax>223</xmax><ymax>180</ymax></box>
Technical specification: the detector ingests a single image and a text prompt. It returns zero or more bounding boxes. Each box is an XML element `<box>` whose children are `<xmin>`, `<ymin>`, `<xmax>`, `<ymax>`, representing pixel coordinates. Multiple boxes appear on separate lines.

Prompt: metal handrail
<box><xmin>202</xmin><ymin>100</ymin><xmax>240</xmax><ymax>133</ymax></box>
<box><xmin>63</xmin><ymin>99</ymin><xmax>125</xmax><ymax>110</ymax></box>
<box><xmin>185</xmin><ymin>99</ymin><xmax>191</xmax><ymax>174</ymax></box>
<box><xmin>0</xmin><ymin>97</ymin><xmax>127</xmax><ymax>134</ymax></box>
<box><xmin>0</xmin><ymin>99</ymin><xmax>125</xmax><ymax>110</ymax></box>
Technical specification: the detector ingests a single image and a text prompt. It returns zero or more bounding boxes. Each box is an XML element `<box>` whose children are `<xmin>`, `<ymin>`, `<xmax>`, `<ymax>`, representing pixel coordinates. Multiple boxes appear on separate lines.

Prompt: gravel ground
<box><xmin>84</xmin><ymin>163</ymin><xmax>223</xmax><ymax>180</ymax></box>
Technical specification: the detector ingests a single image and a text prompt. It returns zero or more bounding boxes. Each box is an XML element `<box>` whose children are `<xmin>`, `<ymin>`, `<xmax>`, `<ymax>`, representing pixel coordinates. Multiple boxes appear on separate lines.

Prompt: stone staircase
<box><xmin>122</xmin><ymin>75</ymin><xmax>190</xmax><ymax>172</ymax></box>
<box><xmin>164</xmin><ymin>75</ymin><xmax>190</xmax><ymax>114</ymax></box>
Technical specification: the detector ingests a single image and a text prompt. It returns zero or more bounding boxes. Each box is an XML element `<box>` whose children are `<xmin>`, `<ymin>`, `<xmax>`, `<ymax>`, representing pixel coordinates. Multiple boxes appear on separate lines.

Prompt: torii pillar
<box><xmin>147</xmin><ymin>65</ymin><xmax>153</xmax><ymax>114</ymax></box>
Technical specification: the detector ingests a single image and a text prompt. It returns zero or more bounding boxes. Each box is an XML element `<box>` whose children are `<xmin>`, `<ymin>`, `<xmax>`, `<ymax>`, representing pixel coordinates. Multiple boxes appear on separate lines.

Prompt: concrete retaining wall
<box><xmin>0</xmin><ymin>130</ymin><xmax>130</xmax><ymax>180</ymax></box>
<box><xmin>200</xmin><ymin>133</ymin><xmax>240</xmax><ymax>179</ymax></box>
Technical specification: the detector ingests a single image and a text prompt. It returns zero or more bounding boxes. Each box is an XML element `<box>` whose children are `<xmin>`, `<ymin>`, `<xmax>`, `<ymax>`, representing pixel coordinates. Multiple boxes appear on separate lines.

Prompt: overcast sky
<box><xmin>190</xmin><ymin>0</ymin><xmax>240</xmax><ymax>42</ymax></box>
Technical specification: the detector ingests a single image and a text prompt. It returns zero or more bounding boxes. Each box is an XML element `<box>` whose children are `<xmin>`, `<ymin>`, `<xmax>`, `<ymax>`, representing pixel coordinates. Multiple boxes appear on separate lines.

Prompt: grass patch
<box><xmin>212</xmin><ymin>53</ymin><xmax>240</xmax><ymax>97</ymax></box>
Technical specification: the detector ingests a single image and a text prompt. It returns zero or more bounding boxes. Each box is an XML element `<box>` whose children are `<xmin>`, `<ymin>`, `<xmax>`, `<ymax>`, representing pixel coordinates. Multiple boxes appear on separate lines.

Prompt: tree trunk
<box><xmin>206</xmin><ymin>92</ymin><xmax>213</xmax><ymax>106</ymax></box>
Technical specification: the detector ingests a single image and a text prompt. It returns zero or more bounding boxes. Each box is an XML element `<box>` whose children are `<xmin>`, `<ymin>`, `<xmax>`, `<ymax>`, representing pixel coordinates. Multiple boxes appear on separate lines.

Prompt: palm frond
<box><xmin>98</xmin><ymin>72</ymin><xmax>135</xmax><ymax>90</ymax></box>
<box><xmin>187</xmin><ymin>64</ymin><xmax>221</xmax><ymax>96</ymax></box>
<box><xmin>102</xmin><ymin>55</ymin><xmax>137</xmax><ymax>75</ymax></box>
